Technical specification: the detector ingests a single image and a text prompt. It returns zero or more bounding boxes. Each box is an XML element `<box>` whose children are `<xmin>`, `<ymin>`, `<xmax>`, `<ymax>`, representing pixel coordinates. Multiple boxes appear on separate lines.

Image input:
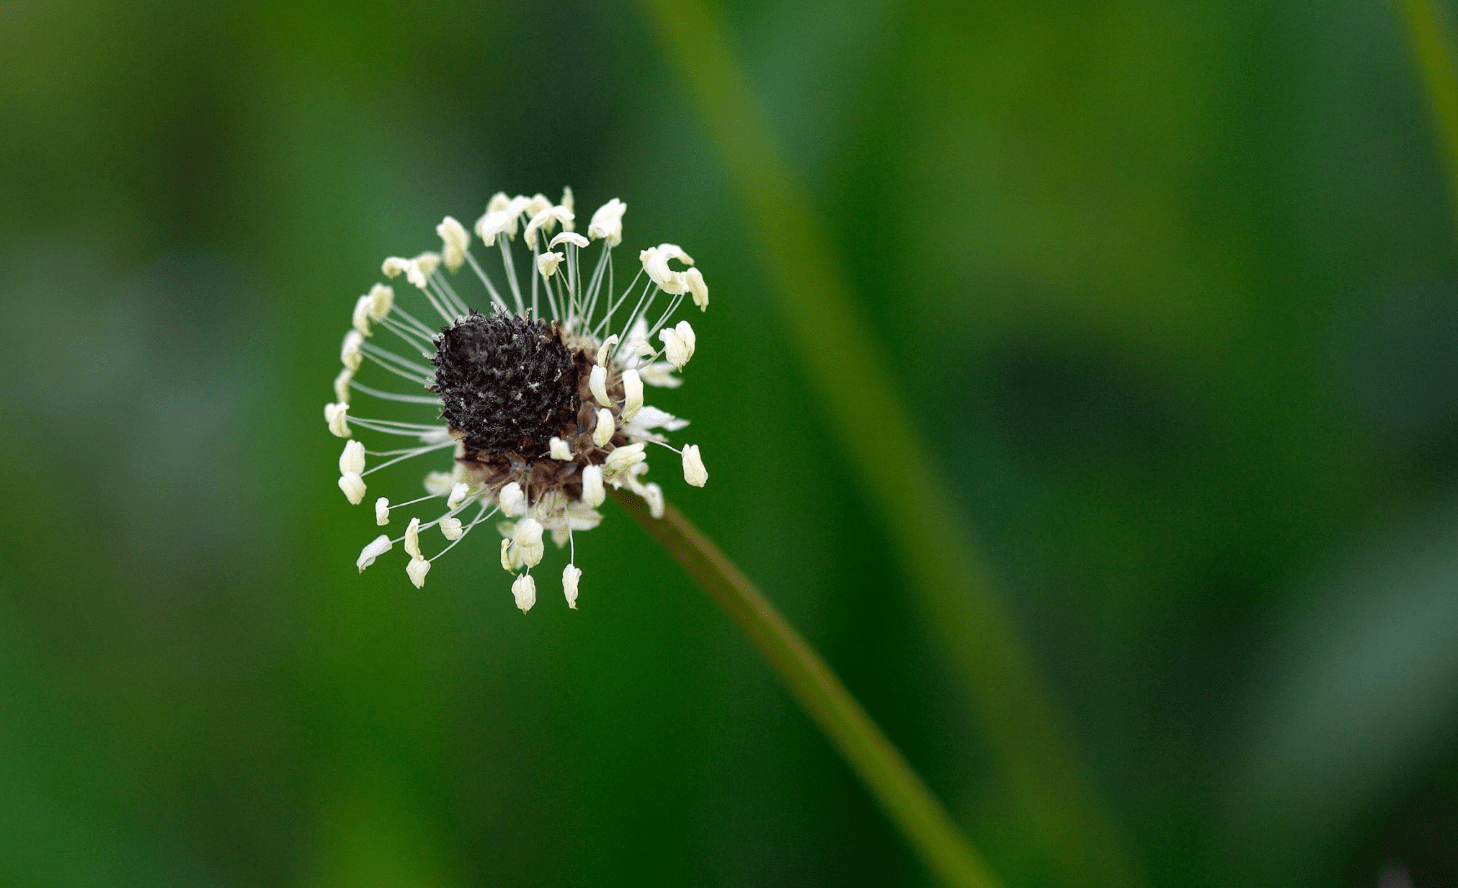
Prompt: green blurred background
<box><xmin>2</xmin><ymin>0</ymin><xmax>1457</xmax><ymax>885</ymax></box>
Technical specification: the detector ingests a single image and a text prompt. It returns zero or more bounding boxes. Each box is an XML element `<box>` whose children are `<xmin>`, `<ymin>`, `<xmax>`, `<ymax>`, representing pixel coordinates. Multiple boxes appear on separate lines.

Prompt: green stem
<box><xmin>1396</xmin><ymin>0</ymin><xmax>1458</xmax><ymax>231</ymax></box>
<box><xmin>612</xmin><ymin>490</ymin><xmax>1003</xmax><ymax>888</ymax></box>
<box><xmin>635</xmin><ymin>0</ymin><xmax>1135</xmax><ymax>882</ymax></box>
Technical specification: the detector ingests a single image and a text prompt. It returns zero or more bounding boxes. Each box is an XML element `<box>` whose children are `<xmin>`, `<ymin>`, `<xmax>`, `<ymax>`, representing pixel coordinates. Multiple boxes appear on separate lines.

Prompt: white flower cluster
<box><xmin>324</xmin><ymin>189</ymin><xmax>711</xmax><ymax>611</ymax></box>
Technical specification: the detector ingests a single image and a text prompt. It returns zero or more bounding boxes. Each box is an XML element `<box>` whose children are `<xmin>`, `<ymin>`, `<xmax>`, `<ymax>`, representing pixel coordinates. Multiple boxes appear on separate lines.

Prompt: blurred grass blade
<box><xmin>636</xmin><ymin>0</ymin><xmax>1135</xmax><ymax>881</ymax></box>
<box><xmin>1396</xmin><ymin>0</ymin><xmax>1458</xmax><ymax>229</ymax></box>
<box><xmin>613</xmin><ymin>491</ymin><xmax>1004</xmax><ymax>888</ymax></box>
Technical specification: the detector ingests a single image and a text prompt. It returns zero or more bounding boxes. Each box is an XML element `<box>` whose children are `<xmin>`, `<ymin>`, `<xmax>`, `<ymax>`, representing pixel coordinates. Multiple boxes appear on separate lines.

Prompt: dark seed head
<box><xmin>430</xmin><ymin>310</ymin><xmax>579</xmax><ymax>460</ymax></box>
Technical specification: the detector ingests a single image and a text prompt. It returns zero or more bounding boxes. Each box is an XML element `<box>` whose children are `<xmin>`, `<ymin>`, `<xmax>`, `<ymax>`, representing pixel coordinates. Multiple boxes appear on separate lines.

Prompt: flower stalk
<box><xmin>611</xmin><ymin>489</ymin><xmax>1004</xmax><ymax>888</ymax></box>
<box><xmin>635</xmin><ymin>1</ymin><xmax>1138</xmax><ymax>882</ymax></box>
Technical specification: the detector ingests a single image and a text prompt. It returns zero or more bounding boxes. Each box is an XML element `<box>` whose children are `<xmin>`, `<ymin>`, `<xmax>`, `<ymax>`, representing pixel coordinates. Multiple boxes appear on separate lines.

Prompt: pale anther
<box><xmin>352</xmin><ymin>295</ymin><xmax>374</xmax><ymax>336</ymax></box>
<box><xmin>447</xmin><ymin>481</ymin><xmax>471</xmax><ymax>510</ymax></box>
<box><xmin>549</xmin><ymin>231</ymin><xmax>589</xmax><ymax>250</ymax></box>
<box><xmin>423</xmin><ymin>471</ymin><xmax>453</xmax><ymax>497</ymax></box>
<box><xmin>682</xmin><ymin>444</ymin><xmax>708</xmax><ymax>487</ymax></box>
<box><xmin>406</xmin><ymin>253</ymin><xmax>440</xmax><ymax>289</ymax></box>
<box><xmin>325</xmin><ymin>402</ymin><xmax>351</xmax><ymax>438</ymax></box>
<box><xmin>498</xmin><ymin>481</ymin><xmax>526</xmax><ymax>517</ymax></box>
<box><xmin>357</xmin><ymin>534</ymin><xmax>392</xmax><ymax>572</ymax></box>
<box><xmin>524</xmin><ymin>206</ymin><xmax>574</xmax><ymax>249</ymax></box>
<box><xmin>333</xmin><ymin>368</ymin><xmax>353</xmax><ymax>404</ymax></box>
<box><xmin>685</xmin><ymin>267</ymin><xmax>708</xmax><ymax>311</ymax></box>
<box><xmin>638</xmin><ymin>363</ymin><xmax>682</xmax><ymax>388</ymax></box>
<box><xmin>596</xmin><ymin>335</ymin><xmax>619</xmax><ymax>366</ymax></box>
<box><xmin>368</xmin><ymin>283</ymin><xmax>394</xmax><ymax>321</ymax></box>
<box><xmin>513</xmin><ymin>518</ymin><xmax>545</xmax><ymax>567</ymax></box>
<box><xmin>604</xmin><ymin>442</ymin><xmax>646</xmax><ymax>476</ymax></box>
<box><xmin>589</xmin><ymin>365</ymin><xmax>611</xmax><ymax>407</ymax></box>
<box><xmin>524</xmin><ymin>193</ymin><xmax>552</xmax><ymax>219</ymax></box>
<box><xmin>593</xmin><ymin>408</ymin><xmax>616</xmax><ymax>447</ymax></box>
<box><xmin>407</xmin><ymin>557</ymin><xmax>431</xmax><ymax>588</ymax></box>
<box><xmin>621</xmin><ymin>369</ymin><xmax>644</xmax><ymax>423</ymax></box>
<box><xmin>588</xmin><ymin>198</ymin><xmax>626</xmax><ymax>246</ymax></box>
<box><xmin>582</xmin><ymin>465</ymin><xmax>606</xmax><ymax>507</ymax></box>
<box><xmin>339</xmin><ymin>440</ymin><xmax>366</xmax><ymax>475</ymax></box>
<box><xmin>512</xmin><ymin>573</ymin><xmax>537</xmax><ymax>612</ymax></box>
<box><xmin>536</xmin><ymin>251</ymin><xmax>564</xmax><ymax>280</ymax></box>
<box><xmin>339</xmin><ymin>473</ymin><xmax>367</xmax><ymax>505</ymax></box>
<box><xmin>436</xmin><ymin>217</ymin><xmax>471</xmax><ymax>273</ymax></box>
<box><xmin>405</xmin><ymin>517</ymin><xmax>422</xmax><ymax>559</ymax></box>
<box><xmin>563</xmin><ymin>564</ymin><xmax>582</xmax><ymax>609</ymax></box>
<box><xmin>341</xmin><ymin>330</ymin><xmax>364</xmax><ymax>371</ymax></box>
<box><xmin>659</xmin><ymin>322</ymin><xmax>695</xmax><ymax>371</ymax></box>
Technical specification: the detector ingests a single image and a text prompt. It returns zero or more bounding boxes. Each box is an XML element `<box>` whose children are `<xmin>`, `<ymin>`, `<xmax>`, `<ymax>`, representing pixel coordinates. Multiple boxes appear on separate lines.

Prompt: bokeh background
<box><xmin>2</xmin><ymin>0</ymin><xmax>1457</xmax><ymax>885</ymax></box>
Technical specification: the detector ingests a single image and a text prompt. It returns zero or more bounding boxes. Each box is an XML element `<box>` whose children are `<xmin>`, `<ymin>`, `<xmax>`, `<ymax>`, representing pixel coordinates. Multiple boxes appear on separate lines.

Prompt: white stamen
<box><xmin>375</xmin><ymin>497</ymin><xmax>391</xmax><ymax>525</ymax></box>
<box><xmin>524</xmin><ymin>206</ymin><xmax>574</xmax><ymax>249</ymax></box>
<box><xmin>589</xmin><ymin>365</ymin><xmax>611</xmax><ymax>407</ymax></box>
<box><xmin>647</xmin><ymin>484</ymin><xmax>667</xmax><ymax>519</ymax></box>
<box><xmin>549</xmin><ymin>437</ymin><xmax>573</xmax><ymax>461</ymax></box>
<box><xmin>368</xmin><ymin>283</ymin><xmax>394</xmax><ymax>321</ymax></box>
<box><xmin>536</xmin><ymin>251</ymin><xmax>564</xmax><ymax>280</ymax></box>
<box><xmin>341</xmin><ymin>330</ymin><xmax>364</xmax><ymax>371</ymax></box>
<box><xmin>339</xmin><ymin>473</ymin><xmax>367</xmax><ymax>505</ymax></box>
<box><xmin>436</xmin><ymin>216</ymin><xmax>471</xmax><ymax>272</ymax></box>
<box><xmin>439</xmin><ymin>516</ymin><xmax>464</xmax><ymax>540</ymax></box>
<box><xmin>682</xmin><ymin>444</ymin><xmax>708</xmax><ymax>487</ymax></box>
<box><xmin>475</xmin><ymin>209</ymin><xmax>513</xmax><ymax>246</ymax></box>
<box><xmin>596</xmin><ymin>335</ymin><xmax>619</xmax><ymax>366</ymax></box>
<box><xmin>405</xmin><ymin>517</ymin><xmax>422</xmax><ymax>559</ymax></box>
<box><xmin>333</xmin><ymin>368</ymin><xmax>353</xmax><ymax>404</ymax></box>
<box><xmin>339</xmin><ymin>440</ymin><xmax>366</xmax><ymax>475</ymax></box>
<box><xmin>621</xmin><ymin>368</ymin><xmax>644</xmax><ymax>422</ymax></box>
<box><xmin>352</xmin><ymin>295</ymin><xmax>374</xmax><ymax>336</ymax></box>
<box><xmin>593</xmin><ymin>408</ymin><xmax>616</xmax><ymax>447</ymax></box>
<box><xmin>641</xmin><ymin>243</ymin><xmax>694</xmax><ymax>294</ymax></box>
<box><xmin>637</xmin><ymin>363</ymin><xmax>683</xmax><ymax>388</ymax></box>
<box><xmin>604</xmin><ymin>442</ymin><xmax>646</xmax><ymax>477</ymax></box>
<box><xmin>563</xmin><ymin>563</ymin><xmax>582</xmax><ymax>609</ymax></box>
<box><xmin>512</xmin><ymin>573</ymin><xmax>537</xmax><ymax>612</ymax></box>
<box><xmin>588</xmin><ymin>198</ymin><xmax>626</xmax><ymax>246</ymax></box>
<box><xmin>448</xmin><ymin>482</ymin><xmax>471</xmax><ymax>510</ymax></box>
<box><xmin>525</xmin><ymin>193</ymin><xmax>552</xmax><ymax>219</ymax></box>
<box><xmin>513</xmin><ymin>518</ymin><xmax>545</xmax><ymax>567</ymax></box>
<box><xmin>685</xmin><ymin>267</ymin><xmax>708</xmax><ymax>310</ymax></box>
<box><xmin>643</xmin><ymin>482</ymin><xmax>665</xmax><ymax>519</ymax></box>
<box><xmin>659</xmin><ymin>320</ymin><xmax>696</xmax><ymax>370</ymax></box>
<box><xmin>325</xmin><ymin>402</ymin><xmax>351</xmax><ymax>438</ymax></box>
<box><xmin>582</xmin><ymin>464</ymin><xmax>605</xmax><ymax>507</ymax></box>
<box><xmin>498</xmin><ymin>481</ymin><xmax>526</xmax><ymax>517</ymax></box>
<box><xmin>424</xmin><ymin>471</ymin><xmax>454</xmax><ymax>497</ymax></box>
<box><xmin>407</xmin><ymin>556</ymin><xmax>431</xmax><ymax>588</ymax></box>
<box><xmin>629</xmin><ymin>405</ymin><xmax>689</xmax><ymax>431</ymax></box>
<box><xmin>549</xmin><ymin>231</ymin><xmax>589</xmax><ymax>250</ymax></box>
<box><xmin>357</xmin><ymin>534</ymin><xmax>392</xmax><ymax>571</ymax></box>
<box><xmin>408</xmin><ymin>252</ymin><xmax>441</xmax><ymax>289</ymax></box>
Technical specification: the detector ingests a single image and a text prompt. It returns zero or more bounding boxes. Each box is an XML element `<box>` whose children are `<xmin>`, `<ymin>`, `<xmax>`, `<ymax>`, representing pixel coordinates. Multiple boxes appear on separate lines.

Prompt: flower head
<box><xmin>325</xmin><ymin>190</ymin><xmax>712</xmax><ymax>610</ymax></box>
